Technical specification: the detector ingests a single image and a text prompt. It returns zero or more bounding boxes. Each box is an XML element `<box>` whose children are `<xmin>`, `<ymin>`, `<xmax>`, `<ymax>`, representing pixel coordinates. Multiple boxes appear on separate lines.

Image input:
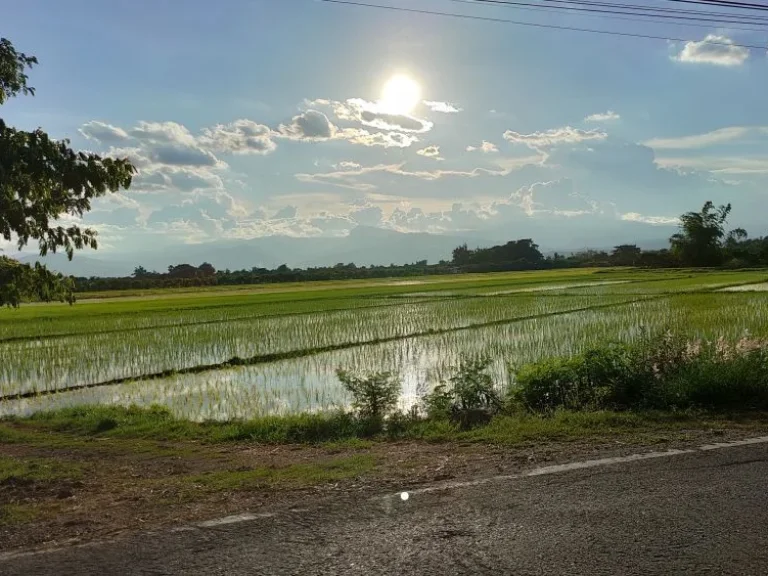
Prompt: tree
<box><xmin>611</xmin><ymin>244</ymin><xmax>642</xmax><ymax>267</ymax></box>
<box><xmin>0</xmin><ymin>38</ymin><xmax>135</xmax><ymax>306</ymax></box>
<box><xmin>669</xmin><ymin>202</ymin><xmax>735</xmax><ymax>267</ymax></box>
<box><xmin>0</xmin><ymin>256</ymin><xmax>74</xmax><ymax>307</ymax></box>
<box><xmin>452</xmin><ymin>243</ymin><xmax>471</xmax><ymax>265</ymax></box>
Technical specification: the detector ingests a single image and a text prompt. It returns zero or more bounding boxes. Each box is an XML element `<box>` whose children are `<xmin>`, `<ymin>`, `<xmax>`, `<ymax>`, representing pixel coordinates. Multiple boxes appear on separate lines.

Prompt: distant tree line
<box><xmin>68</xmin><ymin>202</ymin><xmax>768</xmax><ymax>293</ymax></box>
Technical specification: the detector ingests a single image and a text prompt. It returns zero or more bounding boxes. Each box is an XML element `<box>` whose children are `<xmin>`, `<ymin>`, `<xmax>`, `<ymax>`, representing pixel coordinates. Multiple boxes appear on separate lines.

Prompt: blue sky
<box><xmin>4</xmin><ymin>0</ymin><xmax>768</xmax><ymax>254</ymax></box>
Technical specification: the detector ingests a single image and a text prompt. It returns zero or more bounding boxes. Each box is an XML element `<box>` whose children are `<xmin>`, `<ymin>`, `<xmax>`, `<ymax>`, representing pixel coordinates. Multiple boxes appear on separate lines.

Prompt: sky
<box><xmin>4</xmin><ymin>0</ymin><xmax>768</xmax><ymax>256</ymax></box>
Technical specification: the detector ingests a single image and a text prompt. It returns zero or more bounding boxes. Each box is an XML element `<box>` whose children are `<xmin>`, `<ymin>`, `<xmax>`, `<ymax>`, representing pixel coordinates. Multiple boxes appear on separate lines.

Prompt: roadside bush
<box><xmin>511</xmin><ymin>332</ymin><xmax>768</xmax><ymax>412</ymax></box>
<box><xmin>511</xmin><ymin>345</ymin><xmax>640</xmax><ymax>412</ymax></box>
<box><xmin>335</xmin><ymin>369</ymin><xmax>401</xmax><ymax>422</ymax></box>
<box><xmin>424</xmin><ymin>356</ymin><xmax>503</xmax><ymax>429</ymax></box>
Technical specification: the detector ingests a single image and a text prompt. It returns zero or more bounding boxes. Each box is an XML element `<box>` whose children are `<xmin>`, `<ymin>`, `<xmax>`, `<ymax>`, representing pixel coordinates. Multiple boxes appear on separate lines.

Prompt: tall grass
<box><xmin>513</xmin><ymin>333</ymin><xmax>768</xmax><ymax>411</ymax></box>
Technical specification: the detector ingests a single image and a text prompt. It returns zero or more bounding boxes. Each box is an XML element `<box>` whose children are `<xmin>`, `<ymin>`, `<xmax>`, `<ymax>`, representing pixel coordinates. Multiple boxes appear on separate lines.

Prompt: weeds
<box><xmin>424</xmin><ymin>356</ymin><xmax>503</xmax><ymax>428</ymax></box>
<box><xmin>512</xmin><ymin>332</ymin><xmax>768</xmax><ymax>412</ymax></box>
<box><xmin>335</xmin><ymin>369</ymin><xmax>400</xmax><ymax>421</ymax></box>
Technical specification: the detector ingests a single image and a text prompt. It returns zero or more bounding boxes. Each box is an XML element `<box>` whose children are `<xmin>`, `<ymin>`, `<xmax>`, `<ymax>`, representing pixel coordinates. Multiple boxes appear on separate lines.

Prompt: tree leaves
<box><xmin>670</xmin><ymin>201</ymin><xmax>735</xmax><ymax>267</ymax></box>
<box><xmin>0</xmin><ymin>37</ymin><xmax>135</xmax><ymax>306</ymax></box>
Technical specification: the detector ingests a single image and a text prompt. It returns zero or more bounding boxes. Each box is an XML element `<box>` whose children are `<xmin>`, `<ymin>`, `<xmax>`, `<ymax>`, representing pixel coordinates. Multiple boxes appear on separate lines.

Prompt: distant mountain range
<box><xmin>13</xmin><ymin>223</ymin><xmax>678</xmax><ymax>278</ymax></box>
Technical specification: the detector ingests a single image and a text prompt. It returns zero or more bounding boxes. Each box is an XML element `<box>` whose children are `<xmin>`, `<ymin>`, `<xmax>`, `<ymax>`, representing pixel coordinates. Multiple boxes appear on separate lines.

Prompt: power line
<box><xmin>662</xmin><ymin>0</ymin><xmax>768</xmax><ymax>11</ymax></box>
<box><xmin>318</xmin><ymin>0</ymin><xmax>768</xmax><ymax>49</ymax></box>
<box><xmin>452</xmin><ymin>0</ymin><xmax>768</xmax><ymax>29</ymax></box>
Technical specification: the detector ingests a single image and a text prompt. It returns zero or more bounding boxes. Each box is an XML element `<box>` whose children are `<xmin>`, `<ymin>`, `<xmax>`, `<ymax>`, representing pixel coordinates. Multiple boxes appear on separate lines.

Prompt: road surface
<box><xmin>4</xmin><ymin>439</ymin><xmax>768</xmax><ymax>575</ymax></box>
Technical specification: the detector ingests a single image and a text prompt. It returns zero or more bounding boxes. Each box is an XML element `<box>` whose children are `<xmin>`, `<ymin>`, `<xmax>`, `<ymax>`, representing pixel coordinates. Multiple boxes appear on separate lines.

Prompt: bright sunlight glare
<box><xmin>380</xmin><ymin>74</ymin><xmax>421</xmax><ymax>115</ymax></box>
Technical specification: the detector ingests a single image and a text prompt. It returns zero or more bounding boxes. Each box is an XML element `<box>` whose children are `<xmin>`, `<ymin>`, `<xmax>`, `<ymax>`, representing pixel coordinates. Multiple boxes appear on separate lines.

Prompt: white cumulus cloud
<box><xmin>201</xmin><ymin>120</ymin><xmax>276</xmax><ymax>155</ymax></box>
<box><xmin>503</xmin><ymin>126</ymin><xmax>607</xmax><ymax>149</ymax></box>
<box><xmin>79</xmin><ymin>121</ymin><xmax>130</xmax><ymax>143</ymax></box>
<box><xmin>423</xmin><ymin>100</ymin><xmax>462</xmax><ymax>113</ymax></box>
<box><xmin>466</xmin><ymin>141</ymin><xmax>499</xmax><ymax>153</ymax></box>
<box><xmin>416</xmin><ymin>145</ymin><xmax>443</xmax><ymax>160</ymax></box>
<box><xmin>621</xmin><ymin>212</ymin><xmax>679</xmax><ymax>225</ymax></box>
<box><xmin>278</xmin><ymin>110</ymin><xmax>338</xmax><ymax>141</ymax></box>
<box><xmin>584</xmin><ymin>111</ymin><xmax>620</xmax><ymax>123</ymax></box>
<box><xmin>673</xmin><ymin>35</ymin><xmax>749</xmax><ymax>67</ymax></box>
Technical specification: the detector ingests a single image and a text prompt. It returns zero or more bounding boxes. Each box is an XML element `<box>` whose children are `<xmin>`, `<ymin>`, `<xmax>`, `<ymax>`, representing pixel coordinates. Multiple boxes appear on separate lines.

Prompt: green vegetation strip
<box><xmin>0</xmin><ymin>295</ymin><xmax>457</xmax><ymax>344</ymax></box>
<box><xmin>0</xmin><ymin>274</ymin><xmax>696</xmax><ymax>344</ymax></box>
<box><xmin>0</xmin><ymin>295</ymin><xmax>663</xmax><ymax>402</ymax></box>
<box><xmin>5</xmin><ymin>405</ymin><xmax>768</xmax><ymax>446</ymax></box>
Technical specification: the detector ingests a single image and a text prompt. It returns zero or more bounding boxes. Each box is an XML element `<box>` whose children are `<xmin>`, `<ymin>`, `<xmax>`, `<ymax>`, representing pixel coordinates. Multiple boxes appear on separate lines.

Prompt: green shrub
<box><xmin>335</xmin><ymin>369</ymin><xmax>401</xmax><ymax>421</ymax></box>
<box><xmin>424</xmin><ymin>356</ymin><xmax>503</xmax><ymax>429</ymax></box>
<box><xmin>512</xmin><ymin>333</ymin><xmax>768</xmax><ymax>412</ymax></box>
<box><xmin>512</xmin><ymin>345</ymin><xmax>640</xmax><ymax>411</ymax></box>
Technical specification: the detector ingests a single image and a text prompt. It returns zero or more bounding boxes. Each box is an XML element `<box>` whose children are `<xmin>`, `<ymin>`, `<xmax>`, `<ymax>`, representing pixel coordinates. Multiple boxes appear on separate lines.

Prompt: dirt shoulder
<box><xmin>2</xmin><ymin>416</ymin><xmax>767</xmax><ymax>553</ymax></box>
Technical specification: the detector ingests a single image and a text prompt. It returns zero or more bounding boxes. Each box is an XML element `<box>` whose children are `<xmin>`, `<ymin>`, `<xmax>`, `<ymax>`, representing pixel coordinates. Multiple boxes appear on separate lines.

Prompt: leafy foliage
<box><xmin>0</xmin><ymin>37</ymin><xmax>134</xmax><ymax>306</ymax></box>
<box><xmin>452</xmin><ymin>239</ymin><xmax>544</xmax><ymax>269</ymax></box>
<box><xmin>0</xmin><ymin>256</ymin><xmax>74</xmax><ymax>307</ymax></box>
<box><xmin>669</xmin><ymin>202</ymin><xmax>743</xmax><ymax>267</ymax></box>
<box><xmin>424</xmin><ymin>356</ymin><xmax>503</xmax><ymax>428</ymax></box>
<box><xmin>512</xmin><ymin>333</ymin><xmax>768</xmax><ymax>412</ymax></box>
<box><xmin>335</xmin><ymin>369</ymin><xmax>401</xmax><ymax>421</ymax></box>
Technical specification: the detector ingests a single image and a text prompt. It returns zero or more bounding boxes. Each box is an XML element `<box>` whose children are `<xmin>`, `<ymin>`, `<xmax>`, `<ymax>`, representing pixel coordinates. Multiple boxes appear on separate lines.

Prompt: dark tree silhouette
<box><xmin>669</xmin><ymin>202</ymin><xmax>735</xmax><ymax>267</ymax></box>
<box><xmin>611</xmin><ymin>244</ymin><xmax>642</xmax><ymax>266</ymax></box>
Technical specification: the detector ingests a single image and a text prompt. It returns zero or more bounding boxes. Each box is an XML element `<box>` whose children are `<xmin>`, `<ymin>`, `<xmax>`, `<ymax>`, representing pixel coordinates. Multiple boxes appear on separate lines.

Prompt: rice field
<box><xmin>2</xmin><ymin>268</ymin><xmax>767</xmax><ymax>420</ymax></box>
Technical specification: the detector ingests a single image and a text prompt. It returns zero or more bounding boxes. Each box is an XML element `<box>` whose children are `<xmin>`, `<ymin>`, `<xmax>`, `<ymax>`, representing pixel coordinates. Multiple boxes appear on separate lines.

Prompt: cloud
<box><xmin>504</xmin><ymin>126</ymin><xmax>607</xmax><ymax>149</ymax></box>
<box><xmin>416</xmin><ymin>145</ymin><xmax>443</xmax><ymax>160</ymax></box>
<box><xmin>506</xmin><ymin>179</ymin><xmax>596</xmax><ymax>217</ymax></box>
<box><xmin>146</xmin><ymin>190</ymin><xmax>248</xmax><ymax>238</ymax></box>
<box><xmin>148</xmin><ymin>144</ymin><xmax>220</xmax><ymax>167</ymax></box>
<box><xmin>312</xmin><ymin>97</ymin><xmax>433</xmax><ymax>134</ymax></box>
<box><xmin>654</xmin><ymin>155</ymin><xmax>768</xmax><ymax>174</ymax></box>
<box><xmin>359</xmin><ymin>110</ymin><xmax>432</xmax><ymax>133</ymax></box>
<box><xmin>466</xmin><ymin>141</ymin><xmax>498</xmax><ymax>153</ymax></box>
<box><xmin>349</xmin><ymin>205</ymin><xmax>383</xmax><ymax>227</ymax></box>
<box><xmin>584</xmin><ymin>111</ymin><xmax>620</xmax><ymax>123</ymax></box>
<box><xmin>423</xmin><ymin>101</ymin><xmax>462</xmax><ymax>113</ymax></box>
<box><xmin>84</xmin><ymin>205</ymin><xmax>141</xmax><ymax>228</ymax></box>
<box><xmin>334</xmin><ymin>161</ymin><xmax>362</xmax><ymax>170</ymax></box>
<box><xmin>201</xmin><ymin>120</ymin><xmax>276</xmax><ymax>155</ymax></box>
<box><xmin>643</xmin><ymin>127</ymin><xmax>751</xmax><ymax>149</ymax></box>
<box><xmin>343</xmin><ymin>98</ymin><xmax>432</xmax><ymax>133</ymax></box>
<box><xmin>94</xmin><ymin>120</ymin><xmax>226</xmax><ymax>168</ymax></box>
<box><xmin>273</xmin><ymin>205</ymin><xmax>298</xmax><ymax>219</ymax></box>
<box><xmin>343</xmin><ymin>129</ymin><xmax>419</xmax><ymax>148</ymax></box>
<box><xmin>106</xmin><ymin>146</ymin><xmax>152</xmax><ymax>169</ymax></box>
<box><xmin>129</xmin><ymin>121</ymin><xmax>198</xmax><ymax>146</ymax></box>
<box><xmin>278</xmin><ymin>110</ymin><xmax>337</xmax><ymax>141</ymax></box>
<box><xmin>79</xmin><ymin>121</ymin><xmax>130</xmax><ymax>143</ymax></box>
<box><xmin>295</xmin><ymin>161</ymin><xmax>514</xmax><ymax>193</ymax></box>
<box><xmin>673</xmin><ymin>34</ymin><xmax>749</xmax><ymax>66</ymax></box>
<box><xmin>131</xmin><ymin>165</ymin><xmax>224</xmax><ymax>193</ymax></box>
<box><xmin>620</xmin><ymin>212</ymin><xmax>679</xmax><ymax>225</ymax></box>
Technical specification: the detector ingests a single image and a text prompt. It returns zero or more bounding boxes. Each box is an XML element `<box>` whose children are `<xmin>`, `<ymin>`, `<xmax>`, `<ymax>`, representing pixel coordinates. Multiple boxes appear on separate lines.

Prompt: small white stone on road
<box><xmin>400</xmin><ymin>492</ymin><xmax>409</xmax><ymax>501</ymax></box>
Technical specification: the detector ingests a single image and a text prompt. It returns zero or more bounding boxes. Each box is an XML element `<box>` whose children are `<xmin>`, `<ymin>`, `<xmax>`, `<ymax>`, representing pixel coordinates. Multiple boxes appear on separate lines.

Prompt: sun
<box><xmin>380</xmin><ymin>74</ymin><xmax>421</xmax><ymax>115</ymax></box>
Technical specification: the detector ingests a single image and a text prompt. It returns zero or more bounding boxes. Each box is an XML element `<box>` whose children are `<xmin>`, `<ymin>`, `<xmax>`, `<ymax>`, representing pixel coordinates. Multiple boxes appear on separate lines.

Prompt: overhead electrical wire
<box><xmin>462</xmin><ymin>0</ymin><xmax>768</xmax><ymax>24</ymax></box>
<box><xmin>661</xmin><ymin>0</ymin><xmax>768</xmax><ymax>11</ymax></box>
<box><xmin>318</xmin><ymin>0</ymin><xmax>768</xmax><ymax>49</ymax></box>
<box><xmin>447</xmin><ymin>0</ymin><xmax>768</xmax><ymax>31</ymax></box>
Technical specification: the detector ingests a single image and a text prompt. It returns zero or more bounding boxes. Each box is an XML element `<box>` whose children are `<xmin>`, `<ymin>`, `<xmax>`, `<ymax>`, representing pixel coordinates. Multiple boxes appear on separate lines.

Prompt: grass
<box><xmin>4</xmin><ymin>404</ymin><xmax>768</xmax><ymax>448</ymax></box>
<box><xmin>0</xmin><ymin>456</ymin><xmax>83</xmax><ymax>485</ymax></box>
<box><xmin>0</xmin><ymin>504</ymin><xmax>39</xmax><ymax>526</ymax></box>
<box><xmin>184</xmin><ymin>454</ymin><xmax>378</xmax><ymax>491</ymax></box>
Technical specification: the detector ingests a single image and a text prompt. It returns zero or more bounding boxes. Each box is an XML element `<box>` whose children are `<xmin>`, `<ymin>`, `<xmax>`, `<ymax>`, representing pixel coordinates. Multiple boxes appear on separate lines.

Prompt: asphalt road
<box><xmin>4</xmin><ymin>441</ymin><xmax>768</xmax><ymax>575</ymax></box>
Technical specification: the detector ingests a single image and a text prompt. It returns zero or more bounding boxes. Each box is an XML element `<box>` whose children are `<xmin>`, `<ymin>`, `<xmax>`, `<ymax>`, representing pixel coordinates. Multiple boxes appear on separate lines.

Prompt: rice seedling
<box><xmin>0</xmin><ymin>269</ymin><xmax>766</xmax><ymax>420</ymax></box>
